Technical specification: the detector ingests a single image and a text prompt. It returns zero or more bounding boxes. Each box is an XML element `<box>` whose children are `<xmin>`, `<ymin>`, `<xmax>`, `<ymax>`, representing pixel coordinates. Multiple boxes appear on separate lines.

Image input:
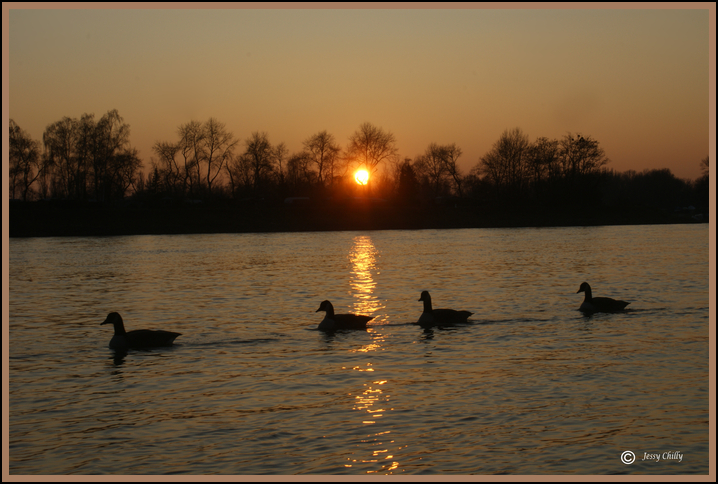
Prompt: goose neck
<box><xmin>423</xmin><ymin>298</ymin><xmax>433</xmax><ymax>312</ymax></box>
<box><xmin>324</xmin><ymin>303</ymin><xmax>335</xmax><ymax>318</ymax></box>
<box><xmin>114</xmin><ymin>322</ymin><xmax>127</xmax><ymax>335</ymax></box>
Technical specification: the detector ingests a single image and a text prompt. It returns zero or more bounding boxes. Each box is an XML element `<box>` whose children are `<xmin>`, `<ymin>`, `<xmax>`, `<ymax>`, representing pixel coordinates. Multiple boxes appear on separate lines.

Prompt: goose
<box><xmin>315</xmin><ymin>300</ymin><xmax>374</xmax><ymax>331</ymax></box>
<box><xmin>576</xmin><ymin>282</ymin><xmax>630</xmax><ymax>313</ymax></box>
<box><xmin>101</xmin><ymin>312</ymin><xmax>182</xmax><ymax>350</ymax></box>
<box><xmin>417</xmin><ymin>290</ymin><xmax>472</xmax><ymax>326</ymax></box>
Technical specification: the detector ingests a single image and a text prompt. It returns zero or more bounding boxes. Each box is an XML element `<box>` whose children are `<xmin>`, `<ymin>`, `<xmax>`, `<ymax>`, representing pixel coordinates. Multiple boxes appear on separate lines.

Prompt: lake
<box><xmin>8</xmin><ymin>224</ymin><xmax>710</xmax><ymax>475</ymax></box>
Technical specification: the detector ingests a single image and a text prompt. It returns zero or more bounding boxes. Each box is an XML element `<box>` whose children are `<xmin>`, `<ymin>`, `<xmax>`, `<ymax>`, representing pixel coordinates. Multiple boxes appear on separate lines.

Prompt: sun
<box><xmin>354</xmin><ymin>169</ymin><xmax>369</xmax><ymax>186</ymax></box>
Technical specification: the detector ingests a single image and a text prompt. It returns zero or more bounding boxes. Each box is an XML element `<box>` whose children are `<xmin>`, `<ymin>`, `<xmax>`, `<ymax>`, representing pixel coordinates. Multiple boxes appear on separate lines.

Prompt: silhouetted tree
<box><xmin>559</xmin><ymin>132</ymin><xmax>609</xmax><ymax>179</ymax></box>
<box><xmin>464</xmin><ymin>167</ymin><xmax>491</xmax><ymax>203</ymax></box>
<box><xmin>527</xmin><ymin>137</ymin><xmax>560</xmax><ymax>185</ymax></box>
<box><xmin>478</xmin><ymin>127</ymin><xmax>530</xmax><ymax>199</ymax></box>
<box><xmin>81</xmin><ymin>109</ymin><xmax>145</xmax><ymax>201</ymax></box>
<box><xmin>151</xmin><ymin>141</ymin><xmax>184</xmax><ymax>197</ymax></box>
<box><xmin>274</xmin><ymin>142</ymin><xmax>288</xmax><ymax>186</ymax></box>
<box><xmin>9</xmin><ymin>119</ymin><xmax>43</xmax><ymax>201</ymax></box>
<box><xmin>372</xmin><ymin>166</ymin><xmax>396</xmax><ymax>199</ymax></box>
<box><xmin>303</xmin><ymin>130</ymin><xmax>341</xmax><ymax>184</ymax></box>
<box><xmin>145</xmin><ymin>165</ymin><xmax>162</xmax><ymax>196</ymax></box>
<box><xmin>394</xmin><ymin>158</ymin><xmax>419</xmax><ymax>203</ymax></box>
<box><xmin>414</xmin><ymin>143</ymin><xmax>451</xmax><ymax>198</ymax></box>
<box><xmin>176</xmin><ymin>120</ymin><xmax>205</xmax><ymax>196</ymax></box>
<box><xmin>441</xmin><ymin>143</ymin><xmax>464</xmax><ymax>198</ymax></box>
<box><xmin>699</xmin><ymin>155</ymin><xmax>709</xmax><ymax>177</ymax></box>
<box><xmin>109</xmin><ymin>147</ymin><xmax>143</xmax><ymax>199</ymax></box>
<box><xmin>286</xmin><ymin>152</ymin><xmax>315</xmax><ymax>185</ymax></box>
<box><xmin>241</xmin><ymin>131</ymin><xmax>278</xmax><ymax>191</ymax></box>
<box><xmin>42</xmin><ymin>116</ymin><xmax>78</xmax><ymax>199</ymax></box>
<box><xmin>73</xmin><ymin>113</ymin><xmax>96</xmax><ymax>200</ymax></box>
<box><xmin>225</xmin><ymin>152</ymin><xmax>253</xmax><ymax>198</ymax></box>
<box><xmin>91</xmin><ymin>110</ymin><xmax>130</xmax><ymax>201</ymax></box>
<box><xmin>344</xmin><ymin>122</ymin><xmax>398</xmax><ymax>192</ymax></box>
<box><xmin>277</xmin><ymin>153</ymin><xmax>307</xmax><ymax>198</ymax></box>
<box><xmin>202</xmin><ymin>118</ymin><xmax>239</xmax><ymax>196</ymax></box>
<box><xmin>606</xmin><ymin>168</ymin><xmax>688</xmax><ymax>210</ymax></box>
<box><xmin>153</xmin><ymin>118</ymin><xmax>237</xmax><ymax>199</ymax></box>
<box><xmin>694</xmin><ymin>156</ymin><xmax>709</xmax><ymax>211</ymax></box>
<box><xmin>523</xmin><ymin>136</ymin><xmax>560</xmax><ymax>203</ymax></box>
<box><xmin>40</xmin><ymin>109</ymin><xmax>141</xmax><ymax>201</ymax></box>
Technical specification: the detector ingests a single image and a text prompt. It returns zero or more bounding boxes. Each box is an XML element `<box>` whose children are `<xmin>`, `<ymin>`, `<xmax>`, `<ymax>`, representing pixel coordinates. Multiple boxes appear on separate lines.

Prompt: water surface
<box><xmin>9</xmin><ymin>225</ymin><xmax>709</xmax><ymax>474</ymax></box>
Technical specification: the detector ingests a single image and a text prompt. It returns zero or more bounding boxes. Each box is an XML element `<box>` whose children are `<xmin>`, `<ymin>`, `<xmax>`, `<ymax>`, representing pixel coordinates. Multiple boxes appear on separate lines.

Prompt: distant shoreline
<box><xmin>9</xmin><ymin>199</ymin><xmax>706</xmax><ymax>238</ymax></box>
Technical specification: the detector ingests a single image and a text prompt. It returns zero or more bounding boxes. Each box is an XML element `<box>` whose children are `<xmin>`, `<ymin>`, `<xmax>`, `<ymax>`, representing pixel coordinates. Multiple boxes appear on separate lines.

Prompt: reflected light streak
<box><xmin>346</xmin><ymin>236</ymin><xmax>404</xmax><ymax>473</ymax></box>
<box><xmin>347</xmin><ymin>235</ymin><xmax>387</xmax><ymax>353</ymax></box>
<box><xmin>353</xmin><ymin>342</ymin><xmax>382</xmax><ymax>353</ymax></box>
<box><xmin>348</xmin><ymin>235</ymin><xmax>383</xmax><ymax>317</ymax></box>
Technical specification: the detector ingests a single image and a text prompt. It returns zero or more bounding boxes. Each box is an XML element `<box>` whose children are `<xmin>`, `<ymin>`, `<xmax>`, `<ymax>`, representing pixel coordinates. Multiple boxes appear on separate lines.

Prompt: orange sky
<box><xmin>5</xmin><ymin>4</ymin><xmax>714</xmax><ymax>180</ymax></box>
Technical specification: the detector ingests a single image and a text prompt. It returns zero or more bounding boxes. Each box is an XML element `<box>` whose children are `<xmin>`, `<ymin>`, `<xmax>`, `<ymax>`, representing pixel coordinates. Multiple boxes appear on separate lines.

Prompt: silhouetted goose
<box><xmin>101</xmin><ymin>312</ymin><xmax>182</xmax><ymax>350</ymax></box>
<box><xmin>576</xmin><ymin>282</ymin><xmax>630</xmax><ymax>313</ymax></box>
<box><xmin>417</xmin><ymin>290</ymin><xmax>472</xmax><ymax>326</ymax></box>
<box><xmin>315</xmin><ymin>300</ymin><xmax>374</xmax><ymax>331</ymax></box>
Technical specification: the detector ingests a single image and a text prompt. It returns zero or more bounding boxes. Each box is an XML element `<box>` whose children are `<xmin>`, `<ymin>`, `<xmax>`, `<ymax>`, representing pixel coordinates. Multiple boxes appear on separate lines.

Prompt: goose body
<box><xmin>576</xmin><ymin>282</ymin><xmax>630</xmax><ymax>313</ymax></box>
<box><xmin>101</xmin><ymin>312</ymin><xmax>181</xmax><ymax>350</ymax></box>
<box><xmin>417</xmin><ymin>291</ymin><xmax>472</xmax><ymax>326</ymax></box>
<box><xmin>316</xmin><ymin>300</ymin><xmax>373</xmax><ymax>331</ymax></box>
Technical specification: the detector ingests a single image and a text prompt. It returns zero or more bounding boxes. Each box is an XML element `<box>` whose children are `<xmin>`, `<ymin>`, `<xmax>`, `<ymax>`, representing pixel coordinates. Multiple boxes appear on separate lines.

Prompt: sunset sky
<box><xmin>6</xmin><ymin>4</ymin><xmax>713</xmax><ymax>180</ymax></box>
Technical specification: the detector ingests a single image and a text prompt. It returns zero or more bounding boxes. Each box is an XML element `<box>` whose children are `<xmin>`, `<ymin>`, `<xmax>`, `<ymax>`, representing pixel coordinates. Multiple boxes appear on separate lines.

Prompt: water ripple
<box><xmin>9</xmin><ymin>225</ymin><xmax>709</xmax><ymax>474</ymax></box>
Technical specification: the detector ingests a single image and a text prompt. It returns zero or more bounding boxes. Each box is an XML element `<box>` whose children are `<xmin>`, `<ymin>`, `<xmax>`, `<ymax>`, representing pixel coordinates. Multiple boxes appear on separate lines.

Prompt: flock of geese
<box><xmin>101</xmin><ymin>282</ymin><xmax>630</xmax><ymax>351</ymax></box>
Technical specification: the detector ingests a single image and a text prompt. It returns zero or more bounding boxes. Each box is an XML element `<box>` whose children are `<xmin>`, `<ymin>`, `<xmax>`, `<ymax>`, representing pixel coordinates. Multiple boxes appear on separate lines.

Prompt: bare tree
<box><xmin>414</xmin><ymin>143</ymin><xmax>450</xmax><ymax>198</ymax></box>
<box><xmin>91</xmin><ymin>109</ymin><xmax>133</xmax><ymax>201</ymax></box>
<box><xmin>242</xmin><ymin>131</ymin><xmax>277</xmax><ymax>190</ymax></box>
<box><xmin>559</xmin><ymin>132</ymin><xmax>609</xmax><ymax>179</ymax></box>
<box><xmin>152</xmin><ymin>141</ymin><xmax>183</xmax><ymax>196</ymax></box>
<box><xmin>176</xmin><ymin>120</ymin><xmax>205</xmax><ymax>196</ymax></box>
<box><xmin>286</xmin><ymin>152</ymin><xmax>316</xmax><ymax>188</ymax></box>
<box><xmin>225</xmin><ymin>152</ymin><xmax>254</xmax><ymax>197</ymax></box>
<box><xmin>527</xmin><ymin>136</ymin><xmax>560</xmax><ymax>186</ymax></box>
<box><xmin>441</xmin><ymin>143</ymin><xmax>464</xmax><ymax>198</ymax></box>
<box><xmin>202</xmin><ymin>118</ymin><xmax>238</xmax><ymax>195</ymax></box>
<box><xmin>303</xmin><ymin>130</ymin><xmax>341</xmax><ymax>184</ymax></box>
<box><xmin>108</xmin><ymin>147</ymin><xmax>143</xmax><ymax>198</ymax></box>
<box><xmin>9</xmin><ymin>119</ymin><xmax>43</xmax><ymax>201</ymax></box>
<box><xmin>154</xmin><ymin>118</ymin><xmax>237</xmax><ymax>198</ymax></box>
<box><xmin>73</xmin><ymin>113</ymin><xmax>96</xmax><ymax>200</ymax></box>
<box><xmin>274</xmin><ymin>142</ymin><xmax>288</xmax><ymax>185</ymax></box>
<box><xmin>478</xmin><ymin>127</ymin><xmax>530</xmax><ymax>195</ymax></box>
<box><xmin>393</xmin><ymin>158</ymin><xmax>419</xmax><ymax>202</ymax></box>
<box><xmin>225</xmin><ymin>137</ymin><xmax>286</xmax><ymax>198</ymax></box>
<box><xmin>699</xmin><ymin>156</ymin><xmax>709</xmax><ymax>177</ymax></box>
<box><xmin>344</xmin><ymin>122</ymin><xmax>398</xmax><ymax>190</ymax></box>
<box><xmin>411</xmin><ymin>143</ymin><xmax>465</xmax><ymax>198</ymax></box>
<box><xmin>36</xmin><ymin>110</ymin><xmax>142</xmax><ymax>202</ymax></box>
<box><xmin>42</xmin><ymin>116</ymin><xmax>78</xmax><ymax>199</ymax></box>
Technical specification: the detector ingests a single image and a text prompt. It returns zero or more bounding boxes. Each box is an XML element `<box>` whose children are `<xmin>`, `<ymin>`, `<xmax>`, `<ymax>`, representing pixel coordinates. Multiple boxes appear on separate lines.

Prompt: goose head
<box><xmin>418</xmin><ymin>290</ymin><xmax>431</xmax><ymax>302</ymax></box>
<box><xmin>576</xmin><ymin>282</ymin><xmax>591</xmax><ymax>294</ymax></box>
<box><xmin>101</xmin><ymin>312</ymin><xmax>126</xmax><ymax>334</ymax></box>
<box><xmin>316</xmin><ymin>300</ymin><xmax>335</xmax><ymax>315</ymax></box>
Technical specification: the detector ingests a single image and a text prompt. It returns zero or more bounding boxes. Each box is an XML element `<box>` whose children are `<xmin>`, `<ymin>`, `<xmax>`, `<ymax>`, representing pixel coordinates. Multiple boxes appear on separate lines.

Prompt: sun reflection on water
<box><xmin>343</xmin><ymin>236</ymin><xmax>405</xmax><ymax>473</ymax></box>
<box><xmin>348</xmin><ymin>235</ymin><xmax>384</xmax><ymax>319</ymax></box>
<box><xmin>344</xmin><ymin>378</ymin><xmax>406</xmax><ymax>473</ymax></box>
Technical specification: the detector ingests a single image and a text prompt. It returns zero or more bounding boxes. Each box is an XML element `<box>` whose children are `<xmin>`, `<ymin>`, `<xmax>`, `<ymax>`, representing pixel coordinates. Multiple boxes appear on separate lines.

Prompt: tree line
<box><xmin>9</xmin><ymin>110</ymin><xmax>709</xmax><ymax>214</ymax></box>
<box><xmin>10</xmin><ymin>110</ymin><xmax>141</xmax><ymax>203</ymax></box>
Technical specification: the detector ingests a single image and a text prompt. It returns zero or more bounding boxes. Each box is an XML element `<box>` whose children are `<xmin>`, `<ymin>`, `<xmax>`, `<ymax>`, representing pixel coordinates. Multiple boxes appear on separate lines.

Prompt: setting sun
<box><xmin>355</xmin><ymin>169</ymin><xmax>369</xmax><ymax>186</ymax></box>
